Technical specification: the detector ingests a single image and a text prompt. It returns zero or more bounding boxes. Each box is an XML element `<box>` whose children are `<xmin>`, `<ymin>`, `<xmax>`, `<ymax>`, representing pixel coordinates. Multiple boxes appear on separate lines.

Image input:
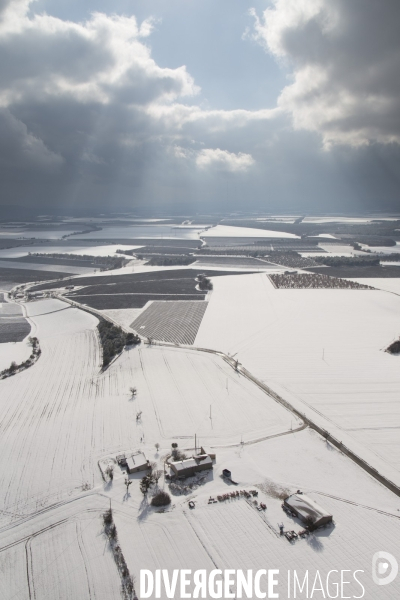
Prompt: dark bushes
<box><xmin>314</xmin><ymin>256</ymin><xmax>380</xmax><ymax>267</ymax></box>
<box><xmin>197</xmin><ymin>274</ymin><xmax>213</xmax><ymax>290</ymax></box>
<box><xmin>98</xmin><ymin>320</ymin><xmax>140</xmax><ymax>367</ymax></box>
<box><xmin>387</xmin><ymin>339</ymin><xmax>400</xmax><ymax>354</ymax></box>
<box><xmin>0</xmin><ymin>337</ymin><xmax>41</xmax><ymax>379</ymax></box>
<box><xmin>151</xmin><ymin>491</ymin><xmax>171</xmax><ymax>507</ymax></box>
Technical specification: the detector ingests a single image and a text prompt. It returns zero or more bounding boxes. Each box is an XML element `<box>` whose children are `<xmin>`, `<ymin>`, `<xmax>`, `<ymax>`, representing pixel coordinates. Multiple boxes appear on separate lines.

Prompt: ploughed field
<box><xmin>131</xmin><ymin>300</ymin><xmax>208</xmax><ymax>344</ymax></box>
<box><xmin>73</xmin><ymin>293</ymin><xmax>205</xmax><ymax>309</ymax></box>
<box><xmin>308</xmin><ymin>265</ymin><xmax>400</xmax><ymax>278</ymax></box>
<box><xmin>30</xmin><ymin>268</ymin><xmax>255</xmax><ymax>309</ymax></box>
<box><xmin>0</xmin><ymin>267</ymin><xmax>73</xmax><ymax>290</ymax></box>
<box><xmin>0</xmin><ymin>318</ymin><xmax>31</xmax><ymax>343</ymax></box>
<box><xmin>66</xmin><ymin>275</ymin><xmax>206</xmax><ymax>309</ymax></box>
<box><xmin>68</xmin><ymin>278</ymin><xmax>205</xmax><ymax>296</ymax></box>
<box><xmin>30</xmin><ymin>268</ymin><xmax>253</xmax><ymax>292</ymax></box>
<box><xmin>0</xmin><ymin>302</ymin><xmax>30</xmax><ymax>342</ymax></box>
<box><xmin>193</xmin><ymin>256</ymin><xmax>276</xmax><ymax>268</ymax></box>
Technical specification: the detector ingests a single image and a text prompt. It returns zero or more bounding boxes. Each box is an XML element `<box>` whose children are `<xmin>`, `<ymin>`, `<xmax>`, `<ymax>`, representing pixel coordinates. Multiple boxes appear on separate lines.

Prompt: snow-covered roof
<box><xmin>126</xmin><ymin>452</ymin><xmax>148</xmax><ymax>470</ymax></box>
<box><xmin>285</xmin><ymin>494</ymin><xmax>332</xmax><ymax>523</ymax></box>
<box><xmin>171</xmin><ymin>455</ymin><xmax>212</xmax><ymax>472</ymax></box>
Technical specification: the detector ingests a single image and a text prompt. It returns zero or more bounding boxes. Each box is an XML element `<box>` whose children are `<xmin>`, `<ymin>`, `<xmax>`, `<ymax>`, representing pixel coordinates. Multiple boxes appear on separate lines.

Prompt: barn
<box><xmin>170</xmin><ymin>454</ymin><xmax>213</xmax><ymax>478</ymax></box>
<box><xmin>284</xmin><ymin>493</ymin><xmax>333</xmax><ymax>529</ymax></box>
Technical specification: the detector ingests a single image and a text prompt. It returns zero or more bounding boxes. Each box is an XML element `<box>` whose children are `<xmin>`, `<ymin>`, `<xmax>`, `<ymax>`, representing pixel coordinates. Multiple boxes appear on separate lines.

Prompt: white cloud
<box><xmin>0</xmin><ymin>6</ymin><xmax>198</xmax><ymax>107</ymax></box>
<box><xmin>250</xmin><ymin>0</ymin><xmax>400</xmax><ymax>147</ymax></box>
<box><xmin>196</xmin><ymin>148</ymin><xmax>254</xmax><ymax>172</ymax></box>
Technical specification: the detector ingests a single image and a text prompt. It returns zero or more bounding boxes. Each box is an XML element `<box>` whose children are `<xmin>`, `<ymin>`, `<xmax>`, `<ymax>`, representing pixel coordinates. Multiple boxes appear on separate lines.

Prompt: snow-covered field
<box><xmin>366</xmin><ymin>244</ymin><xmax>400</xmax><ymax>254</ymax></box>
<box><xmin>1</xmin><ymin>287</ymin><xmax>400</xmax><ymax>599</ymax></box>
<box><xmin>309</xmin><ymin>233</ymin><xmax>338</xmax><ymax>239</ymax></box>
<box><xmin>3</xmin><ymin>425</ymin><xmax>399</xmax><ymax>599</ymax></box>
<box><xmin>73</xmin><ymin>225</ymin><xmax>204</xmax><ymax>240</ymax></box>
<box><xmin>346</xmin><ymin>278</ymin><xmax>400</xmax><ymax>296</ymax></box>
<box><xmin>0</xmin><ymin>244</ymin><xmax>143</xmax><ymax>259</ymax></box>
<box><xmin>0</xmin><ymin>340</ymin><xmax>31</xmax><ymax>371</ymax></box>
<box><xmin>100</xmin><ymin>428</ymin><xmax>400</xmax><ymax>599</ymax></box>
<box><xmin>195</xmin><ymin>273</ymin><xmax>400</xmax><ymax>481</ymax></box>
<box><xmin>202</xmin><ymin>225</ymin><xmax>299</xmax><ymax>238</ymax></box>
<box><xmin>100</xmin><ymin>307</ymin><xmax>146</xmax><ymax>329</ymax></box>
<box><xmin>0</xmin><ymin>297</ymin><xmax>296</xmax><ymax>522</ymax></box>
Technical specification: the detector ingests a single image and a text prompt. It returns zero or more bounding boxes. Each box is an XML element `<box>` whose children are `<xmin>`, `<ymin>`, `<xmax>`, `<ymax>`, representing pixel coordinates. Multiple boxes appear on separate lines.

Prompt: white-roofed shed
<box><xmin>284</xmin><ymin>494</ymin><xmax>333</xmax><ymax>528</ymax></box>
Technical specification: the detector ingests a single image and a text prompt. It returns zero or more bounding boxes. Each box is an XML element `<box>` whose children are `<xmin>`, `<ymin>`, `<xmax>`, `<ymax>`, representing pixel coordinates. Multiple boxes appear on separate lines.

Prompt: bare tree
<box><xmin>155</xmin><ymin>443</ymin><xmax>160</xmax><ymax>453</ymax></box>
<box><xmin>140</xmin><ymin>474</ymin><xmax>154</xmax><ymax>496</ymax></box>
<box><xmin>153</xmin><ymin>469</ymin><xmax>163</xmax><ymax>488</ymax></box>
<box><xmin>129</xmin><ymin>386</ymin><xmax>137</xmax><ymax>397</ymax></box>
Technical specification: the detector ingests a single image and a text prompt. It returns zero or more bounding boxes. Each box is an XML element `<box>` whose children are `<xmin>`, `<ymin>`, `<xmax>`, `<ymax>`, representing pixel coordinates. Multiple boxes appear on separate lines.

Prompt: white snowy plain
<box><xmin>1</xmin><ymin>293</ymin><xmax>400</xmax><ymax>599</ymax></box>
<box><xmin>195</xmin><ymin>273</ymin><xmax>400</xmax><ymax>481</ymax></box>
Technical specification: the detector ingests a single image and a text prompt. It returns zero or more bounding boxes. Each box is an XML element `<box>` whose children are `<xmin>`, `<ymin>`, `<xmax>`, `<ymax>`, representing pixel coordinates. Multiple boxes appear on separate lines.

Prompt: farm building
<box><xmin>284</xmin><ymin>493</ymin><xmax>333</xmax><ymax>529</ymax></box>
<box><xmin>199</xmin><ymin>446</ymin><xmax>216</xmax><ymax>460</ymax></box>
<box><xmin>170</xmin><ymin>454</ymin><xmax>213</xmax><ymax>478</ymax></box>
<box><xmin>126</xmin><ymin>452</ymin><xmax>150</xmax><ymax>474</ymax></box>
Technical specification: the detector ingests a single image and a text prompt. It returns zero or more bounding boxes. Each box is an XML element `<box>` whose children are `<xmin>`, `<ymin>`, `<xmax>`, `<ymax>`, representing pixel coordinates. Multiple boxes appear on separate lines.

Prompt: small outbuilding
<box><xmin>126</xmin><ymin>452</ymin><xmax>150</xmax><ymax>474</ymax></box>
<box><xmin>170</xmin><ymin>454</ymin><xmax>213</xmax><ymax>478</ymax></box>
<box><xmin>200</xmin><ymin>446</ymin><xmax>216</xmax><ymax>461</ymax></box>
<box><xmin>284</xmin><ymin>493</ymin><xmax>332</xmax><ymax>529</ymax></box>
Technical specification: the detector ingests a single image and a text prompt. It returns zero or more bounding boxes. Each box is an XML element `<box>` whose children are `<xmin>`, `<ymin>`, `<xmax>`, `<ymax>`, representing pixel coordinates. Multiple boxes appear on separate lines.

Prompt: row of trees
<box><xmin>102</xmin><ymin>508</ymin><xmax>136</xmax><ymax>599</ymax></box>
<box><xmin>315</xmin><ymin>255</ymin><xmax>380</xmax><ymax>267</ymax></box>
<box><xmin>142</xmin><ymin>255</ymin><xmax>195</xmax><ymax>266</ymax></box>
<box><xmin>0</xmin><ymin>336</ymin><xmax>40</xmax><ymax>379</ymax></box>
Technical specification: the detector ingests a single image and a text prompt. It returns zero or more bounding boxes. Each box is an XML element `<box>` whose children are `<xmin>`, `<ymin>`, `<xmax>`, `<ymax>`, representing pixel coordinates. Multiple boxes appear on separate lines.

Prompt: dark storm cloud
<box><xmin>0</xmin><ymin>0</ymin><xmax>399</xmax><ymax>214</ymax></box>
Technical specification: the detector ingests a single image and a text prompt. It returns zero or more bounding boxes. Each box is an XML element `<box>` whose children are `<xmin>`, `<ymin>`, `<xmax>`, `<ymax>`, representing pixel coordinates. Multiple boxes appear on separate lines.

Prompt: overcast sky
<box><xmin>1</xmin><ymin>0</ymin><xmax>399</xmax><ymax>215</ymax></box>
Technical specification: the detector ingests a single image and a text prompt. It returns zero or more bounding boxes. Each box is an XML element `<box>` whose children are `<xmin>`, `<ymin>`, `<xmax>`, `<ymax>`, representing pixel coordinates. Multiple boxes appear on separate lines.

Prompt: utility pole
<box><xmin>195</xmin><ymin>433</ymin><xmax>197</xmax><ymax>453</ymax></box>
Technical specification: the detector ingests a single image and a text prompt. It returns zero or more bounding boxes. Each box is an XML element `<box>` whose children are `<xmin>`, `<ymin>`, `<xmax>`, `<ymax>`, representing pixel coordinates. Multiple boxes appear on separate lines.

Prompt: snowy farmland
<box><xmin>73</xmin><ymin>224</ymin><xmax>205</xmax><ymax>240</ymax></box>
<box><xmin>2</xmin><ymin>267</ymin><xmax>400</xmax><ymax>598</ymax></box>
<box><xmin>202</xmin><ymin>224</ymin><xmax>300</xmax><ymax>239</ymax></box>
<box><xmin>0</xmin><ymin>297</ymin><xmax>297</xmax><ymax>523</ymax></box>
<box><xmin>195</xmin><ymin>272</ymin><xmax>400</xmax><ymax>483</ymax></box>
